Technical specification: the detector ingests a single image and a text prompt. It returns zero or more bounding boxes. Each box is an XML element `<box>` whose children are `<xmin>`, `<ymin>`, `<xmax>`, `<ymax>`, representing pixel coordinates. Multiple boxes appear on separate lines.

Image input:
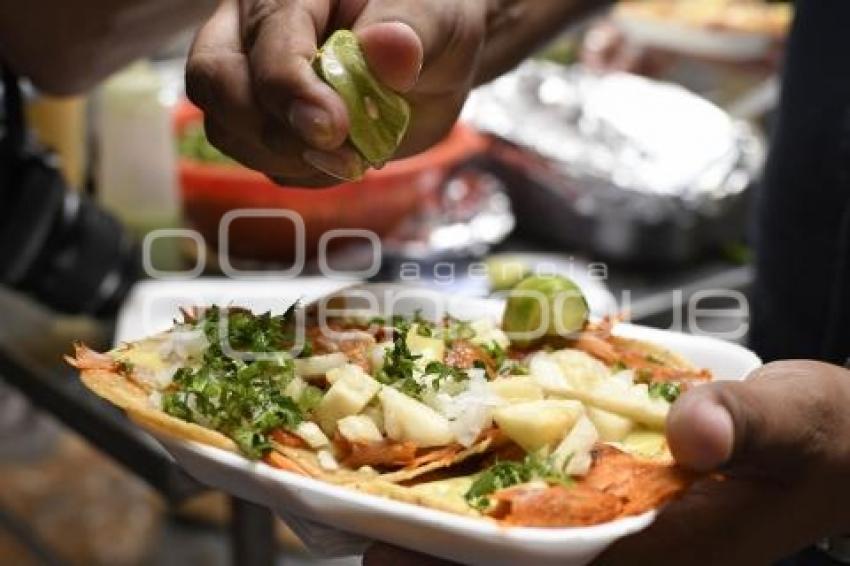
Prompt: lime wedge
<box><xmin>315</xmin><ymin>30</ymin><xmax>411</xmax><ymax>168</ymax></box>
<box><xmin>502</xmin><ymin>275</ymin><xmax>590</xmax><ymax>343</ymax></box>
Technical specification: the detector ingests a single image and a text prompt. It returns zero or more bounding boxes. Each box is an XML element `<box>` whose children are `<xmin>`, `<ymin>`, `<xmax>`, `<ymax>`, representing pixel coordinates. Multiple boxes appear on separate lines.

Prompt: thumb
<box><xmin>667</xmin><ymin>360</ymin><xmax>850</xmax><ymax>474</ymax></box>
<box><xmin>356</xmin><ymin>22</ymin><xmax>423</xmax><ymax>93</ymax></box>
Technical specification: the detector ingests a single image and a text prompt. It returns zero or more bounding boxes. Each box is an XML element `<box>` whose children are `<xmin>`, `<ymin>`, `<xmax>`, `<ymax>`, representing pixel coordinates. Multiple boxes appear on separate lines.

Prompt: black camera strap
<box><xmin>0</xmin><ymin>65</ymin><xmax>140</xmax><ymax>316</ymax></box>
<box><xmin>1</xmin><ymin>64</ymin><xmax>25</xmax><ymax>158</ymax></box>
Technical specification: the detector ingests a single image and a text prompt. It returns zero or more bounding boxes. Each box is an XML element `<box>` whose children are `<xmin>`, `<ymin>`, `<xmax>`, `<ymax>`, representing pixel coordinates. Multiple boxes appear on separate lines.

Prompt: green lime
<box><xmin>502</xmin><ymin>275</ymin><xmax>589</xmax><ymax>343</ymax></box>
<box><xmin>486</xmin><ymin>257</ymin><xmax>531</xmax><ymax>292</ymax></box>
<box><xmin>315</xmin><ymin>30</ymin><xmax>411</xmax><ymax>168</ymax></box>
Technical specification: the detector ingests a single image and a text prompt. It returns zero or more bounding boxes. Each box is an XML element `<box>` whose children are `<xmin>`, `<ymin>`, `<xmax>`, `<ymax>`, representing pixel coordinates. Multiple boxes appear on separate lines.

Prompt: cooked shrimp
<box><xmin>65</xmin><ymin>344</ymin><xmax>117</xmax><ymax>371</ymax></box>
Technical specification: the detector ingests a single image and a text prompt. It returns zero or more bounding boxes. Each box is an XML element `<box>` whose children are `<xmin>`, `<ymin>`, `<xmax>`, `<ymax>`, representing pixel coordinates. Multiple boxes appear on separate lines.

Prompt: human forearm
<box><xmin>477</xmin><ymin>0</ymin><xmax>613</xmax><ymax>85</ymax></box>
<box><xmin>0</xmin><ymin>0</ymin><xmax>216</xmax><ymax>95</ymax></box>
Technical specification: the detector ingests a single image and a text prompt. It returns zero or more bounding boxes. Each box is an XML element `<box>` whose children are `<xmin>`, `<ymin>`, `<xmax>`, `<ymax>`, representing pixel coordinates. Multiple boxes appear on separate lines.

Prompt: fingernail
<box><xmin>303</xmin><ymin>149</ymin><xmax>366</xmax><ymax>182</ymax></box>
<box><xmin>289</xmin><ymin>101</ymin><xmax>336</xmax><ymax>149</ymax></box>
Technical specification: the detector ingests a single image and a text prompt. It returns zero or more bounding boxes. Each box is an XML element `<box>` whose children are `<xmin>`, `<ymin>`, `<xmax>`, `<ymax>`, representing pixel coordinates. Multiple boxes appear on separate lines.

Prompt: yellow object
<box><xmin>406</xmin><ymin>326</ymin><xmax>445</xmax><ymax>364</ymax></box>
<box><xmin>26</xmin><ymin>95</ymin><xmax>88</xmax><ymax>190</ymax></box>
<box><xmin>492</xmin><ymin>400</ymin><xmax>584</xmax><ymax>453</ymax></box>
<box><xmin>617</xmin><ymin>0</ymin><xmax>793</xmax><ymax>38</ymax></box>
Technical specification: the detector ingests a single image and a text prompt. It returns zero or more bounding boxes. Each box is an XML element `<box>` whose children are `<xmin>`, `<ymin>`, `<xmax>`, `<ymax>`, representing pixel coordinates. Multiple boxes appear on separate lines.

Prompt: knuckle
<box><xmin>202</xmin><ymin>118</ymin><xmax>230</xmax><ymax>153</ymax></box>
<box><xmin>252</xmin><ymin>62</ymin><xmax>303</xmax><ymax>109</ymax></box>
<box><xmin>185</xmin><ymin>55</ymin><xmax>221</xmax><ymax>109</ymax></box>
<box><xmin>241</xmin><ymin>0</ymin><xmax>279</xmax><ymax>51</ymax></box>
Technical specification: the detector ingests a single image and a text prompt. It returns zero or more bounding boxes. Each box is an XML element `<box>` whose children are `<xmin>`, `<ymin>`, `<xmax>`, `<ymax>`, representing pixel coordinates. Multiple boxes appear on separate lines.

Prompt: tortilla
<box><xmin>70</xmin><ymin>343</ymin><xmax>500</xmax><ymax>487</ymax></box>
<box><xmin>74</xmin><ymin>359</ymin><xmax>238</xmax><ymax>453</ymax></box>
<box><xmin>609</xmin><ymin>336</ymin><xmax>699</xmax><ymax>373</ymax></box>
<box><xmin>67</xmin><ymin>301</ymin><xmax>707</xmax><ymax>530</ymax></box>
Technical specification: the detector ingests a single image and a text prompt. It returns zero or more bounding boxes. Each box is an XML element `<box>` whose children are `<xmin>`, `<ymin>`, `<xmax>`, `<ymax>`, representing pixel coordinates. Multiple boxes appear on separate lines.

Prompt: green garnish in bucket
<box><xmin>315</xmin><ymin>30</ymin><xmax>411</xmax><ymax>168</ymax></box>
<box><xmin>502</xmin><ymin>275</ymin><xmax>590</xmax><ymax>345</ymax></box>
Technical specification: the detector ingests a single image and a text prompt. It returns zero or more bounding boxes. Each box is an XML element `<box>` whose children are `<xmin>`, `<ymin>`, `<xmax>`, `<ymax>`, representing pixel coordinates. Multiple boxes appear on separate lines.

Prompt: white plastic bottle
<box><xmin>96</xmin><ymin>60</ymin><xmax>182</xmax><ymax>272</ymax></box>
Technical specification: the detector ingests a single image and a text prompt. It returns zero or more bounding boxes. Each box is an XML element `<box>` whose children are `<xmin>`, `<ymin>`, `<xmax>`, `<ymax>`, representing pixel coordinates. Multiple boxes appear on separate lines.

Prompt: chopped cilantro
<box><xmin>649</xmin><ymin>382</ymin><xmax>681</xmax><ymax>403</ymax></box>
<box><xmin>611</xmin><ymin>360</ymin><xmax>628</xmax><ymax>373</ymax></box>
<box><xmin>202</xmin><ymin>304</ymin><xmax>299</xmax><ymax>356</ymax></box>
<box><xmin>444</xmin><ymin>318</ymin><xmax>475</xmax><ymax>343</ymax></box>
<box><xmin>413</xmin><ymin>310</ymin><xmax>434</xmax><ymax>336</ymax></box>
<box><xmin>425</xmin><ymin>361</ymin><xmax>468</xmax><ymax>385</ymax></box>
<box><xmin>297</xmin><ymin>385</ymin><xmax>324</xmax><ymax>413</ymax></box>
<box><xmin>499</xmin><ymin>360</ymin><xmax>529</xmax><ymax>376</ymax></box>
<box><xmin>162</xmin><ymin>306</ymin><xmax>305</xmax><ymax>459</ymax></box>
<box><xmin>482</xmin><ymin>341</ymin><xmax>506</xmax><ymax>371</ymax></box>
<box><xmin>397</xmin><ymin>377</ymin><xmax>425</xmax><ymax>399</ymax></box>
<box><xmin>297</xmin><ymin>340</ymin><xmax>313</xmax><ymax>359</ymax></box>
<box><xmin>464</xmin><ymin>454</ymin><xmax>572</xmax><ymax>511</ymax></box>
<box><xmin>376</xmin><ymin>319</ymin><xmax>423</xmax><ymax>397</ymax></box>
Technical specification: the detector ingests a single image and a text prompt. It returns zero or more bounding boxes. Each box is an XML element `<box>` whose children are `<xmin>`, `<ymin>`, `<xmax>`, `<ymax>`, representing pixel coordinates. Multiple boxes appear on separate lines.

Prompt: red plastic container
<box><xmin>175</xmin><ymin>102</ymin><xmax>487</xmax><ymax>262</ymax></box>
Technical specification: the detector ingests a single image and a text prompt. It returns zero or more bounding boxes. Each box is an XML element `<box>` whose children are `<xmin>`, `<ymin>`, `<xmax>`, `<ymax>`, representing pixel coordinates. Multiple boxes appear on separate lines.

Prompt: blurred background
<box><xmin>0</xmin><ymin>0</ymin><xmax>792</xmax><ymax>564</ymax></box>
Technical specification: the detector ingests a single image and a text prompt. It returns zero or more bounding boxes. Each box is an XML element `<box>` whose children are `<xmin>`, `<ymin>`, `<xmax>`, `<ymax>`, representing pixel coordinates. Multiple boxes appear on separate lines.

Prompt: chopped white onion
<box><xmin>134</xmin><ymin>364</ymin><xmax>180</xmax><ymax>389</ymax></box>
<box><xmin>148</xmin><ymin>391</ymin><xmax>163</xmax><ymax>409</ymax></box>
<box><xmin>369</xmin><ymin>343</ymin><xmax>393</xmax><ymax>372</ymax></box>
<box><xmin>427</xmin><ymin>373</ymin><xmax>502</xmax><ymax>447</ymax></box>
<box><xmin>158</xmin><ymin>329</ymin><xmax>208</xmax><ymax>362</ymax></box>
<box><xmin>469</xmin><ymin>319</ymin><xmax>510</xmax><ymax>349</ymax></box>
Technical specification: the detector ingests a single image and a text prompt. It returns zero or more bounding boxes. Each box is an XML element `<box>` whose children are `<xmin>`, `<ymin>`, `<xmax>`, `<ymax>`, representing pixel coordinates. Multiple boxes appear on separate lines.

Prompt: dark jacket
<box><xmin>752</xmin><ymin>0</ymin><xmax>850</xmax><ymax>365</ymax></box>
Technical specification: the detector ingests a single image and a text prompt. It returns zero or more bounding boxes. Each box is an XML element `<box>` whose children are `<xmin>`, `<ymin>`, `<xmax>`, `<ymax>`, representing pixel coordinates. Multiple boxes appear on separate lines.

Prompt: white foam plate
<box><xmin>117</xmin><ymin>281</ymin><xmax>761</xmax><ymax>565</ymax></box>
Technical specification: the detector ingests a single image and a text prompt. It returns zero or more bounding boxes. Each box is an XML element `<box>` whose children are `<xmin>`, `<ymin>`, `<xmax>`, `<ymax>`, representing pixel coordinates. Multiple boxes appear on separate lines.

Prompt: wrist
<box><xmin>476</xmin><ymin>0</ymin><xmax>614</xmax><ymax>85</ymax></box>
<box><xmin>484</xmin><ymin>0</ymin><xmax>525</xmax><ymax>37</ymax></box>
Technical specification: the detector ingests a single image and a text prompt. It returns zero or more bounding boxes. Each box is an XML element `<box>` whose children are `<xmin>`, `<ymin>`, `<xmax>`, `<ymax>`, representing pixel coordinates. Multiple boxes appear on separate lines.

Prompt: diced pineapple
<box><xmin>542</xmin><ymin>372</ymin><xmax>670</xmax><ymax>429</ymax></box>
<box><xmin>586</xmin><ymin>407</ymin><xmax>634</xmax><ymax>442</ymax></box>
<box><xmin>294</xmin><ymin>352</ymin><xmax>348</xmax><ymax>377</ymax></box>
<box><xmin>529</xmin><ymin>352</ymin><xmax>571</xmax><ymax>393</ymax></box>
<box><xmin>337</xmin><ymin>415</ymin><xmax>384</xmax><ymax>444</ymax></box>
<box><xmin>315</xmin><ymin>365</ymin><xmax>381</xmax><ymax>434</ymax></box>
<box><xmin>406</xmin><ymin>326</ymin><xmax>445</xmax><ymax>363</ymax></box>
<box><xmin>488</xmin><ymin>375</ymin><xmax>544</xmax><ymax>404</ymax></box>
<box><xmin>294</xmin><ymin>421</ymin><xmax>330</xmax><ymax>448</ymax></box>
<box><xmin>492</xmin><ymin>400</ymin><xmax>584</xmax><ymax>453</ymax></box>
<box><xmin>552</xmin><ymin>415</ymin><xmax>599</xmax><ymax>476</ymax></box>
<box><xmin>621</xmin><ymin>429</ymin><xmax>669</xmax><ymax>460</ymax></box>
<box><xmin>379</xmin><ymin>386</ymin><xmax>455</xmax><ymax>448</ymax></box>
<box><xmin>590</xmin><ymin>380</ymin><xmax>670</xmax><ymax>429</ymax></box>
<box><xmin>362</xmin><ymin>402</ymin><xmax>385</xmax><ymax>434</ymax></box>
<box><xmin>549</xmin><ymin>349</ymin><xmax>610</xmax><ymax>392</ymax></box>
<box><xmin>326</xmin><ymin>363</ymin><xmax>371</xmax><ymax>385</ymax></box>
